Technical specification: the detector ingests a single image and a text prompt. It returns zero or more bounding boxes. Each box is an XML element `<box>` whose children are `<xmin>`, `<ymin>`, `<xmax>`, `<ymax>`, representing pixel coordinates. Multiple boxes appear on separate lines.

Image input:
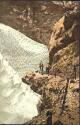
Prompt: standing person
<box><xmin>39</xmin><ymin>61</ymin><xmax>44</xmax><ymax>73</ymax></box>
<box><xmin>46</xmin><ymin>63</ymin><xmax>51</xmax><ymax>75</ymax></box>
<box><xmin>46</xmin><ymin>111</ymin><xmax>52</xmax><ymax>125</ymax></box>
<box><xmin>74</xmin><ymin>65</ymin><xmax>76</xmax><ymax>80</ymax></box>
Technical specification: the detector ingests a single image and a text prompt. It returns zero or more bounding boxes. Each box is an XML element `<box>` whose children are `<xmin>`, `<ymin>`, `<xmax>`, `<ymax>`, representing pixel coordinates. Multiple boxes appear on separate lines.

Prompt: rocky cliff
<box><xmin>0</xmin><ymin>0</ymin><xmax>64</xmax><ymax>45</ymax></box>
<box><xmin>49</xmin><ymin>6</ymin><xmax>80</xmax><ymax>78</ymax></box>
<box><xmin>23</xmin><ymin>3</ymin><xmax>80</xmax><ymax>125</ymax></box>
<box><xmin>23</xmin><ymin>72</ymin><xmax>79</xmax><ymax>125</ymax></box>
<box><xmin>0</xmin><ymin>1</ymin><xmax>79</xmax><ymax>124</ymax></box>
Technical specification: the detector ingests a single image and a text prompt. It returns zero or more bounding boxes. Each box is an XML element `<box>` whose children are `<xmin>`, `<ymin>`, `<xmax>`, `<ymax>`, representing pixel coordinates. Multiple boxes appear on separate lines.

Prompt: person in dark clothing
<box><xmin>39</xmin><ymin>61</ymin><xmax>44</xmax><ymax>73</ymax></box>
<box><xmin>46</xmin><ymin>63</ymin><xmax>51</xmax><ymax>75</ymax></box>
<box><xmin>46</xmin><ymin>66</ymin><xmax>49</xmax><ymax>74</ymax></box>
<box><xmin>46</xmin><ymin>111</ymin><xmax>52</xmax><ymax>125</ymax></box>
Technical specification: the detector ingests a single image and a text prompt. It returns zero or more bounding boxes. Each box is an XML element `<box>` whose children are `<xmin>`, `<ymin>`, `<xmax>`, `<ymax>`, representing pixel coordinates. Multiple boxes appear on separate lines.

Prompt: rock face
<box><xmin>23</xmin><ymin>4</ymin><xmax>80</xmax><ymax>125</ymax></box>
<box><xmin>0</xmin><ymin>0</ymin><xmax>64</xmax><ymax>45</ymax></box>
<box><xmin>0</xmin><ymin>1</ymin><xmax>79</xmax><ymax>124</ymax></box>
<box><xmin>49</xmin><ymin>6</ymin><xmax>80</xmax><ymax>77</ymax></box>
<box><xmin>24</xmin><ymin>72</ymin><xmax>79</xmax><ymax>125</ymax></box>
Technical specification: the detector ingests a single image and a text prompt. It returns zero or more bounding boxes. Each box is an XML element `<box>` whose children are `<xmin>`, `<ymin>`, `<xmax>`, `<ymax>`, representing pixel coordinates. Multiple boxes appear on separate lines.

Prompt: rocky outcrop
<box><xmin>0</xmin><ymin>0</ymin><xmax>64</xmax><ymax>45</ymax></box>
<box><xmin>1</xmin><ymin>1</ymin><xmax>79</xmax><ymax>124</ymax></box>
<box><xmin>23</xmin><ymin>72</ymin><xmax>79</xmax><ymax>125</ymax></box>
<box><xmin>23</xmin><ymin>4</ymin><xmax>80</xmax><ymax>125</ymax></box>
<box><xmin>48</xmin><ymin>6</ymin><xmax>80</xmax><ymax>76</ymax></box>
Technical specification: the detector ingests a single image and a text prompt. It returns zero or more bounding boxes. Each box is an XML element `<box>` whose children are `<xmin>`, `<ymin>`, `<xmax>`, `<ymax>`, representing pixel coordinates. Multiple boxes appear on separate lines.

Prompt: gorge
<box><xmin>0</xmin><ymin>1</ymin><xmax>79</xmax><ymax>125</ymax></box>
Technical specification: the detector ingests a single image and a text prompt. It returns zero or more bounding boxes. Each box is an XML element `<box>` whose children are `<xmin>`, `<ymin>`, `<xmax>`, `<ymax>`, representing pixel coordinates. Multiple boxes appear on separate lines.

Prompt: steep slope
<box><xmin>49</xmin><ymin>6</ymin><xmax>80</xmax><ymax>77</ymax></box>
<box><xmin>24</xmin><ymin>72</ymin><xmax>79</xmax><ymax>125</ymax></box>
<box><xmin>0</xmin><ymin>24</ymin><xmax>48</xmax><ymax>77</ymax></box>
<box><xmin>24</xmin><ymin>5</ymin><xmax>80</xmax><ymax>125</ymax></box>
